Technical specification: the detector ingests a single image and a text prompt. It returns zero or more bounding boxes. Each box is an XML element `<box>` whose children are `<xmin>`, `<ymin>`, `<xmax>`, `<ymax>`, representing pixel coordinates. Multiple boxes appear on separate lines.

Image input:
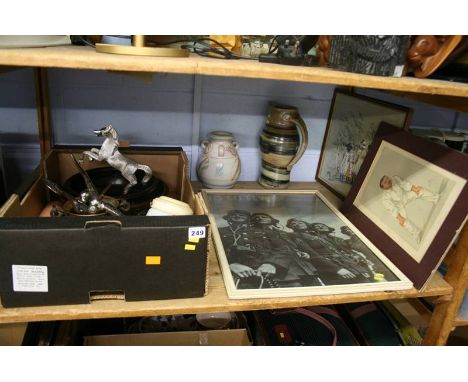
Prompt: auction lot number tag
<box><xmin>189</xmin><ymin>226</ymin><xmax>206</xmax><ymax>239</ymax></box>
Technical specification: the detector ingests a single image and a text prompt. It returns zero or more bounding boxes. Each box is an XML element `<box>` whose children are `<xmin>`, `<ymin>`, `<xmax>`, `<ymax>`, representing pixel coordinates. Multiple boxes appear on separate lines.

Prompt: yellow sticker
<box><xmin>374</xmin><ymin>273</ymin><xmax>385</xmax><ymax>281</ymax></box>
<box><xmin>146</xmin><ymin>256</ymin><xmax>161</xmax><ymax>265</ymax></box>
<box><xmin>188</xmin><ymin>237</ymin><xmax>200</xmax><ymax>243</ymax></box>
<box><xmin>279</xmin><ymin>332</ymin><xmax>285</xmax><ymax>339</ymax></box>
<box><xmin>184</xmin><ymin>244</ymin><xmax>196</xmax><ymax>251</ymax></box>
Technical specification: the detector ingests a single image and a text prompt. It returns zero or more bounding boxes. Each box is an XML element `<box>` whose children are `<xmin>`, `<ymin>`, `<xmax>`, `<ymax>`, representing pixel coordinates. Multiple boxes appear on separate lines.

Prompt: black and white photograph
<box><xmin>203</xmin><ymin>189</ymin><xmax>411</xmax><ymax>299</ymax></box>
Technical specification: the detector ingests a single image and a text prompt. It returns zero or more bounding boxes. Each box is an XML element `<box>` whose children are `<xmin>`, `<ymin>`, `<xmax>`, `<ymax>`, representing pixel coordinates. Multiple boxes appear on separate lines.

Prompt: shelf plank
<box><xmin>454</xmin><ymin>317</ymin><xmax>468</xmax><ymax>327</ymax></box>
<box><xmin>0</xmin><ymin>246</ymin><xmax>453</xmax><ymax>324</ymax></box>
<box><xmin>0</xmin><ymin>46</ymin><xmax>467</xmax><ymax>97</ymax></box>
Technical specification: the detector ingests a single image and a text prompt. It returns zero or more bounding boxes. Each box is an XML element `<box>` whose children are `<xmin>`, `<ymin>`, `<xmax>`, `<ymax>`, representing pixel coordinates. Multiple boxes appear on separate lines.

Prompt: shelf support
<box><xmin>423</xmin><ymin>222</ymin><xmax>468</xmax><ymax>345</ymax></box>
<box><xmin>34</xmin><ymin>68</ymin><xmax>52</xmax><ymax>159</ymax></box>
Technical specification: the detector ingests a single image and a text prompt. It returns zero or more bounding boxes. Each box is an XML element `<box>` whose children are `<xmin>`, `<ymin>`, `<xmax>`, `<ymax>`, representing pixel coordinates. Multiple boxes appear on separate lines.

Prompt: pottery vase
<box><xmin>197</xmin><ymin>131</ymin><xmax>241</xmax><ymax>189</ymax></box>
<box><xmin>259</xmin><ymin>103</ymin><xmax>308</xmax><ymax>188</ymax></box>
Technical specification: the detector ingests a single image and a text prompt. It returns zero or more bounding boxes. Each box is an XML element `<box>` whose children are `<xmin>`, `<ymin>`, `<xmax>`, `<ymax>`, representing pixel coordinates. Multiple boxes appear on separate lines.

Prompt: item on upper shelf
<box><xmin>327</xmin><ymin>36</ymin><xmax>411</xmax><ymax>77</ymax></box>
<box><xmin>258</xmin><ymin>35</ymin><xmax>319</xmax><ymax>66</ymax></box>
<box><xmin>201</xmin><ymin>189</ymin><xmax>411</xmax><ymax>300</ymax></box>
<box><xmin>259</xmin><ymin>103</ymin><xmax>308</xmax><ymax>189</ymax></box>
<box><xmin>406</xmin><ymin>35</ymin><xmax>464</xmax><ymax>78</ymax></box>
<box><xmin>95</xmin><ymin>35</ymin><xmax>189</xmax><ymax>57</ymax></box>
<box><xmin>240</xmin><ymin>35</ymin><xmax>272</xmax><ymax>58</ymax></box>
<box><xmin>146</xmin><ymin>196</ymin><xmax>193</xmax><ymax>216</ymax></box>
<box><xmin>197</xmin><ymin>131</ymin><xmax>241</xmax><ymax>189</ymax></box>
<box><xmin>209</xmin><ymin>35</ymin><xmax>242</xmax><ymax>54</ymax></box>
<box><xmin>316</xmin><ymin>90</ymin><xmax>413</xmax><ymax>199</ymax></box>
<box><xmin>0</xmin><ymin>35</ymin><xmax>71</xmax><ymax>48</ymax></box>
<box><xmin>341</xmin><ymin>123</ymin><xmax>468</xmax><ymax>289</ymax></box>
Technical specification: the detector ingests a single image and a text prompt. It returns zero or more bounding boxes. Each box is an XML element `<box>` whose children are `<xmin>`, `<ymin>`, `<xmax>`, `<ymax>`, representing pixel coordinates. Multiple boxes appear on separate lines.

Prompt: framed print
<box><xmin>316</xmin><ymin>89</ymin><xmax>413</xmax><ymax>199</ymax></box>
<box><xmin>342</xmin><ymin>123</ymin><xmax>468</xmax><ymax>289</ymax></box>
<box><xmin>202</xmin><ymin>189</ymin><xmax>411</xmax><ymax>299</ymax></box>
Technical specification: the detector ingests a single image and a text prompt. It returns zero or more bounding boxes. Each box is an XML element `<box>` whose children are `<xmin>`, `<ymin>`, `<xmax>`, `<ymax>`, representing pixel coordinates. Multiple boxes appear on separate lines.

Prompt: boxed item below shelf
<box><xmin>83</xmin><ymin>329</ymin><xmax>251</xmax><ymax>346</ymax></box>
<box><xmin>0</xmin><ymin>147</ymin><xmax>210</xmax><ymax>308</ymax></box>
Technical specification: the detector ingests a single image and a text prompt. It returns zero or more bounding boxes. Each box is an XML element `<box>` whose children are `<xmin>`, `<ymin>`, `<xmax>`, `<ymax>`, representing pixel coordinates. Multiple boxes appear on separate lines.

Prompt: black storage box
<box><xmin>0</xmin><ymin>147</ymin><xmax>210</xmax><ymax>308</ymax></box>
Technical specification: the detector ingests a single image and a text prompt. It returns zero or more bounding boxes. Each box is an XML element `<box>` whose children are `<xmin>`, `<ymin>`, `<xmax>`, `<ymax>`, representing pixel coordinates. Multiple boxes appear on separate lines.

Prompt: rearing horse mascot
<box><xmin>83</xmin><ymin>125</ymin><xmax>152</xmax><ymax>194</ymax></box>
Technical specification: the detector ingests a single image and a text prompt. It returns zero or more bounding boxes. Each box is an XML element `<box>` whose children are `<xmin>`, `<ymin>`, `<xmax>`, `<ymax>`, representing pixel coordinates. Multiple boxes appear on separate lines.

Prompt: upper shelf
<box><xmin>1</xmin><ymin>45</ymin><xmax>468</xmax><ymax>98</ymax></box>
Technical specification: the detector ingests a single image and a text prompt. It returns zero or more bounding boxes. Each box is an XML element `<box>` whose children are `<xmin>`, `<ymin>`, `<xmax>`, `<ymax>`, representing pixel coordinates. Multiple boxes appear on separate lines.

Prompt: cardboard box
<box><xmin>0</xmin><ymin>147</ymin><xmax>210</xmax><ymax>308</ymax></box>
<box><xmin>83</xmin><ymin>329</ymin><xmax>252</xmax><ymax>346</ymax></box>
<box><xmin>0</xmin><ymin>323</ymin><xmax>28</xmax><ymax>345</ymax></box>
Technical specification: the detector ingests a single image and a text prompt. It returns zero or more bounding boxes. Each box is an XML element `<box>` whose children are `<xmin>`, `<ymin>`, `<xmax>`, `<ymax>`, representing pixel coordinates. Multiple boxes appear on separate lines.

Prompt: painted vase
<box><xmin>259</xmin><ymin>103</ymin><xmax>308</xmax><ymax>188</ymax></box>
<box><xmin>197</xmin><ymin>131</ymin><xmax>241</xmax><ymax>189</ymax></box>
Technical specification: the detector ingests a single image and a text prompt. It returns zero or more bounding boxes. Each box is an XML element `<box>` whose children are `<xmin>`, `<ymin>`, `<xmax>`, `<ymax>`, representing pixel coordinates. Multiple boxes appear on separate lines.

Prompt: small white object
<box><xmin>12</xmin><ymin>265</ymin><xmax>48</xmax><ymax>292</ymax></box>
<box><xmin>146</xmin><ymin>196</ymin><xmax>193</xmax><ymax>216</ymax></box>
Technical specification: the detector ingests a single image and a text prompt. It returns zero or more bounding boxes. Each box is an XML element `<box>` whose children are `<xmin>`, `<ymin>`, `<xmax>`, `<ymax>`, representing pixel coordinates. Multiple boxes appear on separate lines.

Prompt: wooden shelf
<box><xmin>454</xmin><ymin>317</ymin><xmax>468</xmax><ymax>327</ymax></box>
<box><xmin>0</xmin><ymin>181</ymin><xmax>454</xmax><ymax>324</ymax></box>
<box><xmin>0</xmin><ymin>245</ymin><xmax>452</xmax><ymax>324</ymax></box>
<box><xmin>0</xmin><ymin>45</ymin><xmax>467</xmax><ymax>97</ymax></box>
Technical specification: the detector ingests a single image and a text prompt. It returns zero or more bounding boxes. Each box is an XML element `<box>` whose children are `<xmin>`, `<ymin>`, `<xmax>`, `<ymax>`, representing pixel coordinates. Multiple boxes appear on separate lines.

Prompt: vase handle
<box><xmin>286</xmin><ymin>115</ymin><xmax>308</xmax><ymax>171</ymax></box>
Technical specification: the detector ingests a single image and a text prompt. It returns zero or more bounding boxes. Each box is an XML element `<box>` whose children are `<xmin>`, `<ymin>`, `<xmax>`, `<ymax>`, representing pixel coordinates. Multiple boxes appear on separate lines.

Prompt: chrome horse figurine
<box><xmin>83</xmin><ymin>125</ymin><xmax>152</xmax><ymax>194</ymax></box>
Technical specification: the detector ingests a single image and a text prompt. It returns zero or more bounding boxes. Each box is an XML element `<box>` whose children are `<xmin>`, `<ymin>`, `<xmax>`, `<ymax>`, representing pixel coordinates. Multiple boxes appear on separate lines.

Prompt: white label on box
<box><xmin>188</xmin><ymin>226</ymin><xmax>206</xmax><ymax>239</ymax></box>
<box><xmin>12</xmin><ymin>265</ymin><xmax>48</xmax><ymax>292</ymax></box>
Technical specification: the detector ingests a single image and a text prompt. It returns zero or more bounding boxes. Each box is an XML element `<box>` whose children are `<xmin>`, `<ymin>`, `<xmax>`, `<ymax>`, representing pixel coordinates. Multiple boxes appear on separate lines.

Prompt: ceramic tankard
<box><xmin>259</xmin><ymin>103</ymin><xmax>308</xmax><ymax>188</ymax></box>
<box><xmin>197</xmin><ymin>131</ymin><xmax>241</xmax><ymax>188</ymax></box>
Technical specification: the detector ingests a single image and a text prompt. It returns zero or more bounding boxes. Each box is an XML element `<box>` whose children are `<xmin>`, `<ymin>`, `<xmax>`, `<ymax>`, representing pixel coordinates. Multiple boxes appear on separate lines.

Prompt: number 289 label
<box><xmin>188</xmin><ymin>226</ymin><xmax>206</xmax><ymax>239</ymax></box>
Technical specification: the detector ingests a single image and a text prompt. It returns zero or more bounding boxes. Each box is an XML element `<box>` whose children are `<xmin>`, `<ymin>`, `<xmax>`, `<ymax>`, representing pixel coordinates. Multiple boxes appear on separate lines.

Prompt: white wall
<box><xmin>0</xmin><ymin>68</ymin><xmax>464</xmax><ymax>196</ymax></box>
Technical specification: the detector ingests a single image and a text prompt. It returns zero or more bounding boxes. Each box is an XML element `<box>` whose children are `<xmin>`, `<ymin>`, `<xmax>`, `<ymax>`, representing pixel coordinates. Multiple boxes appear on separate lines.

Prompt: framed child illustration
<box><xmin>342</xmin><ymin>123</ymin><xmax>468</xmax><ymax>289</ymax></box>
<box><xmin>316</xmin><ymin>90</ymin><xmax>413</xmax><ymax>199</ymax></box>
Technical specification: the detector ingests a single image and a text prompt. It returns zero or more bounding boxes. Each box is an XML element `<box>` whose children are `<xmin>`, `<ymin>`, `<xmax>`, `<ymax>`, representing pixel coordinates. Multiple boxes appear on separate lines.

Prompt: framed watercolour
<box><xmin>202</xmin><ymin>189</ymin><xmax>412</xmax><ymax>299</ymax></box>
<box><xmin>316</xmin><ymin>89</ymin><xmax>413</xmax><ymax>199</ymax></box>
<box><xmin>342</xmin><ymin>123</ymin><xmax>468</xmax><ymax>289</ymax></box>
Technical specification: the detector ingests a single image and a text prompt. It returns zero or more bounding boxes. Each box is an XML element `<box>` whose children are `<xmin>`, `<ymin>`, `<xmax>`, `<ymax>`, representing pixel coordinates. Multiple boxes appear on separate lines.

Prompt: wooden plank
<box><xmin>34</xmin><ymin>68</ymin><xmax>52</xmax><ymax>158</ymax></box>
<box><xmin>0</xmin><ymin>46</ymin><xmax>467</xmax><ymax>97</ymax></box>
<box><xmin>0</xmin><ymin>246</ymin><xmax>452</xmax><ymax>324</ymax></box>
<box><xmin>453</xmin><ymin>317</ymin><xmax>468</xmax><ymax>327</ymax></box>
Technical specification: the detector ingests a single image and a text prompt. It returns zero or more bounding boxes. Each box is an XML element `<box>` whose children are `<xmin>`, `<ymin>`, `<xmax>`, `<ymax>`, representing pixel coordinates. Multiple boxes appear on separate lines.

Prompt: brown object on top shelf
<box><xmin>316</xmin><ymin>35</ymin><xmax>330</xmax><ymax>66</ymax></box>
<box><xmin>407</xmin><ymin>35</ymin><xmax>463</xmax><ymax>78</ymax></box>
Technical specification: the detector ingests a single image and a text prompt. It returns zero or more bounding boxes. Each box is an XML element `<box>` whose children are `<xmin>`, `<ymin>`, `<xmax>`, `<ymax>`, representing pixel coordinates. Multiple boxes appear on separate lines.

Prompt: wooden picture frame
<box><xmin>316</xmin><ymin>89</ymin><xmax>413</xmax><ymax>199</ymax></box>
<box><xmin>202</xmin><ymin>189</ymin><xmax>412</xmax><ymax>299</ymax></box>
<box><xmin>342</xmin><ymin>123</ymin><xmax>468</xmax><ymax>289</ymax></box>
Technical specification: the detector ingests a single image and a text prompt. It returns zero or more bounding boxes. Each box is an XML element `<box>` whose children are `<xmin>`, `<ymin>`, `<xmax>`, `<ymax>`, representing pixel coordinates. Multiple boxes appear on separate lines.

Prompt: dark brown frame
<box><xmin>316</xmin><ymin>89</ymin><xmax>413</xmax><ymax>199</ymax></box>
<box><xmin>341</xmin><ymin>123</ymin><xmax>468</xmax><ymax>289</ymax></box>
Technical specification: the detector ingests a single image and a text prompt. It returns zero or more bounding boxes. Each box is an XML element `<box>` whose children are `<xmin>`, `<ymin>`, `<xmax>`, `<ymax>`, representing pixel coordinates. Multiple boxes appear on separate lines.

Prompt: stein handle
<box><xmin>286</xmin><ymin>115</ymin><xmax>309</xmax><ymax>171</ymax></box>
<box><xmin>200</xmin><ymin>139</ymin><xmax>210</xmax><ymax>151</ymax></box>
